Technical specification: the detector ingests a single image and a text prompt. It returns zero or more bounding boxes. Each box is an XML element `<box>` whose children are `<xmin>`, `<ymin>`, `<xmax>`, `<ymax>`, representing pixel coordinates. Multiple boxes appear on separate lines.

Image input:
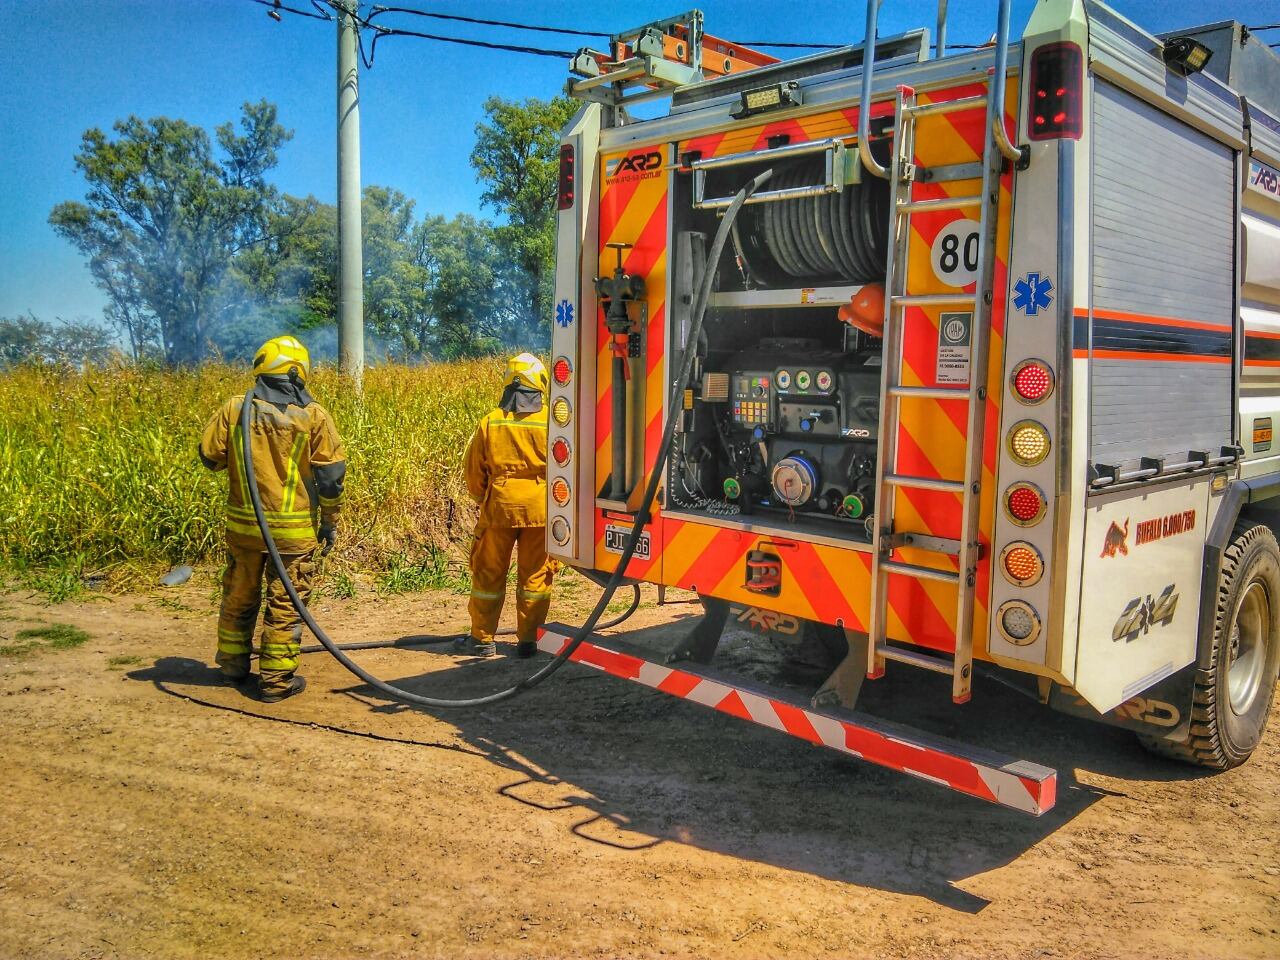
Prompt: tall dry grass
<box><xmin>0</xmin><ymin>359</ymin><xmax>504</xmax><ymax>587</ymax></box>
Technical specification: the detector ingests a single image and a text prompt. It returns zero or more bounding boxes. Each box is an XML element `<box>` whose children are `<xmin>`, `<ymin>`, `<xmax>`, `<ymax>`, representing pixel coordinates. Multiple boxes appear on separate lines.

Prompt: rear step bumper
<box><xmin>537</xmin><ymin>624</ymin><xmax>1057</xmax><ymax>816</ymax></box>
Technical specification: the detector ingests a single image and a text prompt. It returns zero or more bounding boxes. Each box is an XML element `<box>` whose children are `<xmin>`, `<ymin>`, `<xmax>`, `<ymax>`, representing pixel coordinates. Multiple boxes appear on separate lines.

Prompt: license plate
<box><xmin>604</xmin><ymin>524</ymin><xmax>650</xmax><ymax>560</ymax></box>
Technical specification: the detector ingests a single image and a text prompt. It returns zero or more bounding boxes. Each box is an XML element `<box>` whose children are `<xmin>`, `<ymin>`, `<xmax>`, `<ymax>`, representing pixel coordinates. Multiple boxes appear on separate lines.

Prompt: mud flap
<box><xmin>1046</xmin><ymin>663</ymin><xmax>1194</xmax><ymax>742</ymax></box>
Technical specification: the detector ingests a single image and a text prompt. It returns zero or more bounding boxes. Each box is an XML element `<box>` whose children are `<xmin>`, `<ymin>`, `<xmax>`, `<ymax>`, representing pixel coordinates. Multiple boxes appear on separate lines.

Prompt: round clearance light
<box><xmin>1007</xmin><ymin>420</ymin><xmax>1051</xmax><ymax>467</ymax></box>
<box><xmin>1005</xmin><ymin>481</ymin><xmax>1047</xmax><ymax>526</ymax></box>
<box><xmin>552</xmin><ymin>356</ymin><xmax>573</xmax><ymax>387</ymax></box>
<box><xmin>1011</xmin><ymin>359</ymin><xmax>1054</xmax><ymax>405</ymax></box>
<box><xmin>551</xmin><ymin>477</ymin><xmax>572</xmax><ymax>507</ymax></box>
<box><xmin>997</xmin><ymin>600</ymin><xmax>1042</xmax><ymax>646</ymax></box>
<box><xmin>551</xmin><ymin>437</ymin><xmax>572</xmax><ymax>467</ymax></box>
<box><xmin>550</xmin><ymin>516</ymin><xmax>571</xmax><ymax>546</ymax></box>
<box><xmin>1000</xmin><ymin>541</ymin><xmax>1044</xmax><ymax>587</ymax></box>
<box><xmin>551</xmin><ymin>397</ymin><xmax>572</xmax><ymax>427</ymax></box>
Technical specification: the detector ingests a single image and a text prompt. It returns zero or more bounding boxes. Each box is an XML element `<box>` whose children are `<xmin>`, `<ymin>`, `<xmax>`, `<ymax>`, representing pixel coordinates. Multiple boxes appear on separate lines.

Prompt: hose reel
<box><xmin>691</xmin><ymin>137</ymin><xmax>891</xmax><ymax>287</ymax></box>
<box><xmin>736</xmin><ymin>157</ymin><xmax>890</xmax><ymax>285</ymax></box>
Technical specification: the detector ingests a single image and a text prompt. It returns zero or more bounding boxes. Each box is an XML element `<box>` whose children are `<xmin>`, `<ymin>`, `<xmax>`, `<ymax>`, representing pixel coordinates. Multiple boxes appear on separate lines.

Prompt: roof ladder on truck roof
<box><xmin>863</xmin><ymin>0</ymin><xmax>1027</xmax><ymax>703</ymax></box>
<box><xmin>567</xmin><ymin>10</ymin><xmax>778</xmax><ymax>107</ymax></box>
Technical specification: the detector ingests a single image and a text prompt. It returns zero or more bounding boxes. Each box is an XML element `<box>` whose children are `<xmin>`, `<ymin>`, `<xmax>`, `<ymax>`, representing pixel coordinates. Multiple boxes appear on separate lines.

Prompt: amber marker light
<box><xmin>551</xmin><ymin>478</ymin><xmax>572</xmax><ymax>507</ymax></box>
<box><xmin>552</xmin><ymin>397</ymin><xmax>572</xmax><ymax>426</ymax></box>
<box><xmin>1007</xmin><ymin>420</ymin><xmax>1051</xmax><ymax>466</ymax></box>
<box><xmin>1000</xmin><ymin>541</ymin><xmax>1045</xmax><ymax>586</ymax></box>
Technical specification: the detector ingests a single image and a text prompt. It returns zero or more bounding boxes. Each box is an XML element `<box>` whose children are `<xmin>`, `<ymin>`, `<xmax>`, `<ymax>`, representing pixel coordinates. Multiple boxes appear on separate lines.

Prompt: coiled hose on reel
<box><xmin>733</xmin><ymin>158</ymin><xmax>889</xmax><ymax>285</ymax></box>
<box><xmin>239</xmin><ymin>168</ymin><xmax>774</xmax><ymax>709</ymax></box>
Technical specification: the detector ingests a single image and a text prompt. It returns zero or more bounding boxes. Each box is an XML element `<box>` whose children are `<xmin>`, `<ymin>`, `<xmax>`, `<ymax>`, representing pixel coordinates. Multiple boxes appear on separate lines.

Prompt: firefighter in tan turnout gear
<box><xmin>456</xmin><ymin>353</ymin><xmax>558</xmax><ymax>658</ymax></box>
<box><xmin>199</xmin><ymin>336</ymin><xmax>347</xmax><ymax>702</ymax></box>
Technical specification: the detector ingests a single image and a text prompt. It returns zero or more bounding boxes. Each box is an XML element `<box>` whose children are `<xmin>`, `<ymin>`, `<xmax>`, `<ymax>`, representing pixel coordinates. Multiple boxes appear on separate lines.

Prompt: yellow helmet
<box><xmin>253</xmin><ymin>336</ymin><xmax>310</xmax><ymax>381</ymax></box>
<box><xmin>506</xmin><ymin>352</ymin><xmax>548</xmax><ymax>393</ymax></box>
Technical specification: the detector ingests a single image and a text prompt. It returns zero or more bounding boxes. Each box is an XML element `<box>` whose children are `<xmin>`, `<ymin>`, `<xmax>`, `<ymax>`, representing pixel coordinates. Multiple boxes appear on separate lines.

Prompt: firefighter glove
<box><xmin>317</xmin><ymin>523</ymin><xmax>337</xmax><ymax>557</ymax></box>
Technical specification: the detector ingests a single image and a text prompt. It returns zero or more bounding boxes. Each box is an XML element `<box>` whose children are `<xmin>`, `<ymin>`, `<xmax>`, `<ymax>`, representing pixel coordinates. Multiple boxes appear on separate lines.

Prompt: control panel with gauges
<box><xmin>686</xmin><ymin>338</ymin><xmax>882</xmax><ymax>531</ymax></box>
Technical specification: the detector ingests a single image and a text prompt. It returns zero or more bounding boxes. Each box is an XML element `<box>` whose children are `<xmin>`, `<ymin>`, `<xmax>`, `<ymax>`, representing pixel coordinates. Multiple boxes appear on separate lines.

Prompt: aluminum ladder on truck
<box><xmin>861</xmin><ymin>0</ymin><xmax>1027</xmax><ymax>703</ymax></box>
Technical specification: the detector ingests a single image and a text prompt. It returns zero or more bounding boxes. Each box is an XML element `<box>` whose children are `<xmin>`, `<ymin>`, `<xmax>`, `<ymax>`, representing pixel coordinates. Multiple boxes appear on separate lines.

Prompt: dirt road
<box><xmin>1</xmin><ymin>575</ymin><xmax>1277</xmax><ymax>959</ymax></box>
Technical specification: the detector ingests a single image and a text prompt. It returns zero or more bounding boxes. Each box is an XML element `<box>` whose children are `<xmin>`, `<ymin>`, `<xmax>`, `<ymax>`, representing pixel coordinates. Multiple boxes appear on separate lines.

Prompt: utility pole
<box><xmin>336</xmin><ymin>0</ymin><xmax>364</xmax><ymax>387</ymax></box>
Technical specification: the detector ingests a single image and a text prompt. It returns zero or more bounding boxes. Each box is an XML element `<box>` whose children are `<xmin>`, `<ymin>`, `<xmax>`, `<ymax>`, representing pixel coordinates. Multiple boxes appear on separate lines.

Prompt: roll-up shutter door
<box><xmin>1089</xmin><ymin>80</ymin><xmax>1235</xmax><ymax>472</ymax></box>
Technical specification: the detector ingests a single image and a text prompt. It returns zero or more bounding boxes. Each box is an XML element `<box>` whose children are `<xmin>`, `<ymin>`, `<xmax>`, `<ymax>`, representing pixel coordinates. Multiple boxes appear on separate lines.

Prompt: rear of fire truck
<box><xmin>541</xmin><ymin>0</ymin><xmax>1280</xmax><ymax>814</ymax></box>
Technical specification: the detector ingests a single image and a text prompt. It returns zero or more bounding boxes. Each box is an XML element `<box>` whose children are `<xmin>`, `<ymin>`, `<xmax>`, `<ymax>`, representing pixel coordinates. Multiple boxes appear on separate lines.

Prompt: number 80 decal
<box><xmin>929</xmin><ymin>219</ymin><xmax>981</xmax><ymax>288</ymax></box>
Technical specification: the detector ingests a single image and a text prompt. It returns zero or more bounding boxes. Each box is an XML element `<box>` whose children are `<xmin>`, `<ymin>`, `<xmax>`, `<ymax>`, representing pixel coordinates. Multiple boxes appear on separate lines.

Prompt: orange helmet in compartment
<box><xmin>838</xmin><ymin>283</ymin><xmax>886</xmax><ymax>338</ymax></box>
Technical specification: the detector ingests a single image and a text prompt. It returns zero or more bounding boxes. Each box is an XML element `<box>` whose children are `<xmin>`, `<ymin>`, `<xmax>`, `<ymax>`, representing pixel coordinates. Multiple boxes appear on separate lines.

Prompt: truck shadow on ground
<box><xmin>321</xmin><ymin>618</ymin><xmax>1215</xmax><ymax>913</ymax></box>
<box><xmin>134</xmin><ymin>613</ymin><xmax>1213</xmax><ymax>914</ymax></box>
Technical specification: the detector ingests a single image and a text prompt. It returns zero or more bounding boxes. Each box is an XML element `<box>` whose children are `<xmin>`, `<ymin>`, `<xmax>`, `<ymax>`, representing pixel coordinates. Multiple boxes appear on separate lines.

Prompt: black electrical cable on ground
<box><xmin>241</xmin><ymin>168</ymin><xmax>773</xmax><ymax>709</ymax></box>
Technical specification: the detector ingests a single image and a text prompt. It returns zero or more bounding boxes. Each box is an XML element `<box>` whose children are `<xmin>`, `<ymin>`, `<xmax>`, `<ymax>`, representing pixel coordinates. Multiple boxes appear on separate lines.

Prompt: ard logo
<box><xmin>1100</xmin><ymin>518</ymin><xmax>1129</xmax><ymax>558</ymax></box>
<box><xmin>605</xmin><ymin>150</ymin><xmax>663</xmax><ymax>179</ymax></box>
<box><xmin>732</xmin><ymin>606</ymin><xmax>801</xmax><ymax>636</ymax></box>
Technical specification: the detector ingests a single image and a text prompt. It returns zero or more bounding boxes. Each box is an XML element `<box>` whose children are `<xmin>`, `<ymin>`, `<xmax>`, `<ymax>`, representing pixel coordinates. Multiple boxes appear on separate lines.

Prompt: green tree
<box><xmin>416</xmin><ymin>213</ymin><xmax>529</xmax><ymax>358</ymax></box>
<box><xmin>49</xmin><ymin>101</ymin><xmax>292</xmax><ymax>365</ymax></box>
<box><xmin>0</xmin><ymin>313</ymin><xmax>117</xmax><ymax>368</ymax></box>
<box><xmin>470</xmin><ymin>95</ymin><xmax>579</xmax><ymax>337</ymax></box>
<box><xmin>209</xmin><ymin>193</ymin><xmax>340</xmax><ymax>362</ymax></box>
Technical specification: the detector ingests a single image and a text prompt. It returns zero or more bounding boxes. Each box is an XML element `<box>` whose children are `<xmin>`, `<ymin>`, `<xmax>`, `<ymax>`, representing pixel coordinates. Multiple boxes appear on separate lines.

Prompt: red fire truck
<box><xmin>540</xmin><ymin>0</ymin><xmax>1280</xmax><ymax>814</ymax></box>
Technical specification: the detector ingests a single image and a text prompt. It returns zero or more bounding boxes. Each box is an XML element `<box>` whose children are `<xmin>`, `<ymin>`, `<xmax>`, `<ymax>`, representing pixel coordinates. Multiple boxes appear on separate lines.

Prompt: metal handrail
<box><xmin>689</xmin><ymin>136</ymin><xmax>845</xmax><ymax>171</ymax></box>
<box><xmin>857</xmin><ymin>0</ymin><xmax>889</xmax><ymax>179</ymax></box>
<box><xmin>989</xmin><ymin>0</ymin><xmax>1024</xmax><ymax>162</ymax></box>
<box><xmin>859</xmin><ymin>0</ymin><xmax>1023</xmax><ymax>176</ymax></box>
<box><xmin>691</xmin><ymin>137</ymin><xmax>848</xmax><ymax>209</ymax></box>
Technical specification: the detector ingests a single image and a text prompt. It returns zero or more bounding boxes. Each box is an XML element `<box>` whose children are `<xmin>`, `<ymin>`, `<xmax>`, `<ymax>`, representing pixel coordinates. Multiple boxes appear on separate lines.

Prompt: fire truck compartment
<box><xmin>664</xmin><ymin>147</ymin><xmax>893</xmax><ymax>544</ymax></box>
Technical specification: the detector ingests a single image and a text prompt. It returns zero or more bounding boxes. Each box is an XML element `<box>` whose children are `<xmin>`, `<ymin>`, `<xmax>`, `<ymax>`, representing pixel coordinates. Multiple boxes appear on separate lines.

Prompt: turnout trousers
<box><xmin>216</xmin><ymin>545</ymin><xmax>315</xmax><ymax>695</ymax></box>
<box><xmin>468</xmin><ymin>523</ymin><xmax>556</xmax><ymax>644</ymax></box>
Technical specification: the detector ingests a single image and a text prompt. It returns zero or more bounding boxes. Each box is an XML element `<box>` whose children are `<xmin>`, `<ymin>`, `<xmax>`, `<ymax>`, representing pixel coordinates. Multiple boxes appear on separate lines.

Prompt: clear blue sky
<box><xmin>0</xmin><ymin>0</ymin><xmax>1270</xmax><ymax>323</ymax></box>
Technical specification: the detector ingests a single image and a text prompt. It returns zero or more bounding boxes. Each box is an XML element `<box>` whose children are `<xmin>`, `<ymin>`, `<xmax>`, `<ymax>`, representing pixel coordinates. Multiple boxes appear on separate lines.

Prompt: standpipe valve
<box><xmin>595</xmin><ymin>242</ymin><xmax>645</xmax><ymax>381</ymax></box>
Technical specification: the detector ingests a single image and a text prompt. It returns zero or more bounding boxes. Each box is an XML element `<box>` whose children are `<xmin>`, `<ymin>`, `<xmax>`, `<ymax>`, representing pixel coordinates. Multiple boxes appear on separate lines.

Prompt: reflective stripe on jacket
<box><xmin>200</xmin><ymin>394</ymin><xmax>347</xmax><ymax>552</ymax></box>
<box><xmin>463</xmin><ymin>406</ymin><xmax>548</xmax><ymax>529</ymax></box>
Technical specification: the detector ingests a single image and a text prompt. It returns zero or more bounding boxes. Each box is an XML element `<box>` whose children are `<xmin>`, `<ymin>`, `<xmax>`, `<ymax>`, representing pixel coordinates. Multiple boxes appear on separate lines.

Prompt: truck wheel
<box><xmin>1140</xmin><ymin>522</ymin><xmax>1280</xmax><ymax>769</ymax></box>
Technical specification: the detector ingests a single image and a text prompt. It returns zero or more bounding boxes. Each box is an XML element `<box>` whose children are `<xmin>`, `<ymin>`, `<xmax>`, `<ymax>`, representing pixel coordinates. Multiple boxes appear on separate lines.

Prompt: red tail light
<box><xmin>551</xmin><ymin>437</ymin><xmax>572</xmax><ymax>466</ymax></box>
<box><xmin>1028</xmin><ymin>42</ymin><xmax>1083</xmax><ymax>141</ymax></box>
<box><xmin>1005</xmin><ymin>482</ymin><xmax>1047</xmax><ymax>526</ymax></box>
<box><xmin>1011</xmin><ymin>359</ymin><xmax>1054</xmax><ymax>404</ymax></box>
<box><xmin>557</xmin><ymin>144</ymin><xmax>575</xmax><ymax>210</ymax></box>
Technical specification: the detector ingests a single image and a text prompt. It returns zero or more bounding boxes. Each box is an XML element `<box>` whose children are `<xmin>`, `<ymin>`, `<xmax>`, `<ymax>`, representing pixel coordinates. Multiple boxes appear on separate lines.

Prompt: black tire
<box><xmin>1140</xmin><ymin>522</ymin><xmax>1280</xmax><ymax>769</ymax></box>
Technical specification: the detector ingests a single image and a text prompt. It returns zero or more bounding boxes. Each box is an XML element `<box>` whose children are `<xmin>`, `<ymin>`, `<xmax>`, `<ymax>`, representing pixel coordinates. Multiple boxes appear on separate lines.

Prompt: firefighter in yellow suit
<box><xmin>199</xmin><ymin>336</ymin><xmax>346</xmax><ymax>702</ymax></box>
<box><xmin>456</xmin><ymin>353</ymin><xmax>558</xmax><ymax>658</ymax></box>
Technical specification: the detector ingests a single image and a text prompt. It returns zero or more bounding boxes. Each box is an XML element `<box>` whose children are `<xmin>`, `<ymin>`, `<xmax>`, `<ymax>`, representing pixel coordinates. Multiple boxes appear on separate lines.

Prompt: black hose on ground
<box><xmin>240</xmin><ymin>168</ymin><xmax>773</xmax><ymax>709</ymax></box>
<box><xmin>296</xmin><ymin>583</ymin><xmax>642</xmax><ymax>655</ymax></box>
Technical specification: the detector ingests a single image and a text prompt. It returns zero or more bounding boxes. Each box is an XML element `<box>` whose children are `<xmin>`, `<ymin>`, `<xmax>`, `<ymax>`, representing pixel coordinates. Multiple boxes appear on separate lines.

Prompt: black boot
<box><xmin>261</xmin><ymin>676</ymin><xmax>307</xmax><ymax>703</ymax></box>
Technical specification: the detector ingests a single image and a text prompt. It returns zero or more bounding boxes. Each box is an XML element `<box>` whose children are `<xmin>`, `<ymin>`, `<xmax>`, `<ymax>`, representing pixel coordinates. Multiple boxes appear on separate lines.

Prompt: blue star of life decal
<box><xmin>1013</xmin><ymin>271</ymin><xmax>1054</xmax><ymax>316</ymax></box>
<box><xmin>555</xmin><ymin>298</ymin><xmax>574</xmax><ymax>328</ymax></box>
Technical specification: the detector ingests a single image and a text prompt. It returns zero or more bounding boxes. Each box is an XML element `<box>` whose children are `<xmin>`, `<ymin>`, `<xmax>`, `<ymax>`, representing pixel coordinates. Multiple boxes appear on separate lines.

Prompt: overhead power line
<box><xmin>248</xmin><ymin>0</ymin><xmax>332</xmax><ymax>21</ymax></box>
<box><xmin>253</xmin><ymin>0</ymin><xmax>987</xmax><ymax>66</ymax></box>
<box><xmin>367</xmin><ymin>5</ymin><xmax>608</xmax><ymax>39</ymax></box>
<box><xmin>364</xmin><ymin>27</ymin><xmax>575</xmax><ymax>63</ymax></box>
<box><xmin>365</xmin><ymin>4</ymin><xmax>868</xmax><ymax>50</ymax></box>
